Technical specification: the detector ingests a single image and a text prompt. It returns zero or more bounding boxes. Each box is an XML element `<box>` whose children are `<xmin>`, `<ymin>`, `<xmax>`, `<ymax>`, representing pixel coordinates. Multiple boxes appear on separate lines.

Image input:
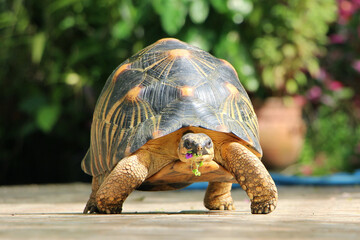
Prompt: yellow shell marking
<box><xmin>180</xmin><ymin>86</ymin><xmax>195</xmax><ymax>97</ymax></box>
<box><xmin>168</xmin><ymin>49</ymin><xmax>191</xmax><ymax>59</ymax></box>
<box><xmin>156</xmin><ymin>38</ymin><xmax>182</xmax><ymax>44</ymax></box>
<box><xmin>126</xmin><ymin>86</ymin><xmax>142</xmax><ymax>101</ymax></box>
<box><xmin>152</xmin><ymin>130</ymin><xmax>163</xmax><ymax>139</ymax></box>
<box><xmin>225</xmin><ymin>82</ymin><xmax>239</xmax><ymax>95</ymax></box>
<box><xmin>113</xmin><ymin>63</ymin><xmax>131</xmax><ymax>82</ymax></box>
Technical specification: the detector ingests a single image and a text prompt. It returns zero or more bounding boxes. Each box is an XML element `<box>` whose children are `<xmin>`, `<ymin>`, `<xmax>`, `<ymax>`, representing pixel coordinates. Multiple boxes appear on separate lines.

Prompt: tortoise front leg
<box><xmin>204</xmin><ymin>182</ymin><xmax>235</xmax><ymax>210</ymax></box>
<box><xmin>95</xmin><ymin>151</ymin><xmax>150</xmax><ymax>214</ymax></box>
<box><xmin>221</xmin><ymin>142</ymin><xmax>278</xmax><ymax>214</ymax></box>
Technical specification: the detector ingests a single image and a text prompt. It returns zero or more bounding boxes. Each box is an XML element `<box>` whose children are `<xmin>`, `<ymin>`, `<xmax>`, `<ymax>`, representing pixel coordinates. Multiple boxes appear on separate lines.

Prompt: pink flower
<box><xmin>352</xmin><ymin>60</ymin><xmax>360</xmax><ymax>73</ymax></box>
<box><xmin>300</xmin><ymin>165</ymin><xmax>313</xmax><ymax>176</ymax></box>
<box><xmin>315</xmin><ymin>68</ymin><xmax>328</xmax><ymax>81</ymax></box>
<box><xmin>293</xmin><ymin>95</ymin><xmax>307</xmax><ymax>107</ymax></box>
<box><xmin>328</xmin><ymin>80</ymin><xmax>343</xmax><ymax>91</ymax></box>
<box><xmin>338</xmin><ymin>0</ymin><xmax>355</xmax><ymax>24</ymax></box>
<box><xmin>329</xmin><ymin>34</ymin><xmax>346</xmax><ymax>44</ymax></box>
<box><xmin>307</xmin><ymin>86</ymin><xmax>322</xmax><ymax>101</ymax></box>
<box><xmin>354</xmin><ymin>0</ymin><xmax>360</xmax><ymax>8</ymax></box>
<box><xmin>338</xmin><ymin>0</ymin><xmax>360</xmax><ymax>24</ymax></box>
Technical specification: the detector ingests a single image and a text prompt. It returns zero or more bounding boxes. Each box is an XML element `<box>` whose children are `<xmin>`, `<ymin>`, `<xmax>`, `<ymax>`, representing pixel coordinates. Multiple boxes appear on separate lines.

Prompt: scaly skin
<box><xmin>94</xmin><ymin>151</ymin><xmax>150</xmax><ymax>214</ymax></box>
<box><xmin>221</xmin><ymin>142</ymin><xmax>278</xmax><ymax>214</ymax></box>
<box><xmin>204</xmin><ymin>182</ymin><xmax>234</xmax><ymax>210</ymax></box>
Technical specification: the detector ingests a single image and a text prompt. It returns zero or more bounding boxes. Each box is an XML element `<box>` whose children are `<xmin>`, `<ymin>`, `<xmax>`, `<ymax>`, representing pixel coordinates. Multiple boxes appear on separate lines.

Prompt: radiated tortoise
<box><xmin>81</xmin><ymin>38</ymin><xmax>278</xmax><ymax>214</ymax></box>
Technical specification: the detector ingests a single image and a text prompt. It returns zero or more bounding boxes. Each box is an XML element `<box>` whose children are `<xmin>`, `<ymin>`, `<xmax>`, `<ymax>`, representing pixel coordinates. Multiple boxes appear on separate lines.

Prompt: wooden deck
<box><xmin>0</xmin><ymin>183</ymin><xmax>359</xmax><ymax>239</ymax></box>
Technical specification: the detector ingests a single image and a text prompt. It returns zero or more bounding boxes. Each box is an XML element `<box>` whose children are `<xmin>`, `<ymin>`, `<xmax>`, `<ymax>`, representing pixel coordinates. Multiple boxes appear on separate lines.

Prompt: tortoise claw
<box><xmin>251</xmin><ymin>198</ymin><xmax>277</xmax><ymax>214</ymax></box>
<box><xmin>83</xmin><ymin>198</ymin><xmax>99</xmax><ymax>214</ymax></box>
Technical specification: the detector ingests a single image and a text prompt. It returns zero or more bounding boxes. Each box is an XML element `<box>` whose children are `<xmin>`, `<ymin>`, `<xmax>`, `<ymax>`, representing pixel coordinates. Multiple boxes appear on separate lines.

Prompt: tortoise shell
<box><xmin>82</xmin><ymin>38</ymin><xmax>261</xmax><ymax>176</ymax></box>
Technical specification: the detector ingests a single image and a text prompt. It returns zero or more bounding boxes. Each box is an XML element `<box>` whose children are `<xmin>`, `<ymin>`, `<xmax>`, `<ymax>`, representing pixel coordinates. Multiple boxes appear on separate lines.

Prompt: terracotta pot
<box><xmin>256</xmin><ymin>97</ymin><xmax>306</xmax><ymax>169</ymax></box>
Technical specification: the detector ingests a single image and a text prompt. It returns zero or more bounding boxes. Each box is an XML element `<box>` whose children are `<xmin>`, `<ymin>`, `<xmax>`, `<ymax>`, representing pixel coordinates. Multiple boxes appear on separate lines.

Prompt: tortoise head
<box><xmin>177</xmin><ymin>132</ymin><xmax>214</xmax><ymax>164</ymax></box>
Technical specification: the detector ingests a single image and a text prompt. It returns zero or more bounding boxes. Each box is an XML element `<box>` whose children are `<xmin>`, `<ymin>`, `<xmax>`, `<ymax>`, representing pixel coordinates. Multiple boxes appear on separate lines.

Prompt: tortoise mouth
<box><xmin>179</xmin><ymin>155</ymin><xmax>216</xmax><ymax>177</ymax></box>
<box><xmin>179</xmin><ymin>152</ymin><xmax>214</xmax><ymax>164</ymax></box>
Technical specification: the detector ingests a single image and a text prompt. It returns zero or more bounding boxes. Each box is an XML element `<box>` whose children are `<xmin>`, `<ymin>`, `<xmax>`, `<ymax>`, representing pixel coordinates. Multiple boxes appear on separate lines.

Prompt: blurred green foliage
<box><xmin>0</xmin><ymin>0</ymin><xmax>339</xmax><ymax>183</ymax></box>
<box><xmin>295</xmin><ymin>0</ymin><xmax>360</xmax><ymax>176</ymax></box>
<box><xmin>299</xmin><ymin>102</ymin><xmax>360</xmax><ymax>176</ymax></box>
<box><xmin>250</xmin><ymin>0</ymin><xmax>337</xmax><ymax>95</ymax></box>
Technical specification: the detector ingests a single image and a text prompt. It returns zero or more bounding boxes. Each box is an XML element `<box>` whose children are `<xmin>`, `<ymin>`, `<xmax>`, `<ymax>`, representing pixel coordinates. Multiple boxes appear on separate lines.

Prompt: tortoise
<box><xmin>81</xmin><ymin>38</ymin><xmax>278</xmax><ymax>214</ymax></box>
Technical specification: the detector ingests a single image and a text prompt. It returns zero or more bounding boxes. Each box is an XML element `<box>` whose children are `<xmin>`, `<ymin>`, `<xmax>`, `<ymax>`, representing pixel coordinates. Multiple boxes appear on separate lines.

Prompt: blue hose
<box><xmin>184</xmin><ymin>169</ymin><xmax>360</xmax><ymax>189</ymax></box>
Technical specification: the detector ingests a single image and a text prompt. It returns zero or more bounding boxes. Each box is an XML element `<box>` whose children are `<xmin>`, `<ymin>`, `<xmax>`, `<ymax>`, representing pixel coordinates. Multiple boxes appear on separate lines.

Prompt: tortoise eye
<box><xmin>206</xmin><ymin>140</ymin><xmax>212</xmax><ymax>148</ymax></box>
<box><xmin>184</xmin><ymin>139</ymin><xmax>191</xmax><ymax>149</ymax></box>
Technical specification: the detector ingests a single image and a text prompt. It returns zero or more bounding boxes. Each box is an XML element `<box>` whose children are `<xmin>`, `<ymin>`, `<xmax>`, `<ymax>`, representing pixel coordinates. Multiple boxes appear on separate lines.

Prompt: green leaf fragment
<box><xmin>192</xmin><ymin>160</ymin><xmax>203</xmax><ymax>177</ymax></box>
<box><xmin>192</xmin><ymin>169</ymin><xmax>201</xmax><ymax>176</ymax></box>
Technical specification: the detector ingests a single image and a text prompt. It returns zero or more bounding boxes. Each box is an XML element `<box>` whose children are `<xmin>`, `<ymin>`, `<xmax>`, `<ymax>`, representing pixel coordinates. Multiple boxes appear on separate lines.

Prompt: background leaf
<box><xmin>31</xmin><ymin>32</ymin><xmax>46</xmax><ymax>64</ymax></box>
<box><xmin>189</xmin><ymin>0</ymin><xmax>209</xmax><ymax>24</ymax></box>
<box><xmin>153</xmin><ymin>0</ymin><xmax>187</xmax><ymax>35</ymax></box>
<box><xmin>36</xmin><ymin>104</ymin><xmax>61</xmax><ymax>133</ymax></box>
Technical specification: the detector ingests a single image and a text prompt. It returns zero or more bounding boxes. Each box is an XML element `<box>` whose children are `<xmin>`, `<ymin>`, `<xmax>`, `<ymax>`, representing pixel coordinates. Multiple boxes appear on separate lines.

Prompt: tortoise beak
<box><xmin>194</xmin><ymin>144</ymin><xmax>208</xmax><ymax>156</ymax></box>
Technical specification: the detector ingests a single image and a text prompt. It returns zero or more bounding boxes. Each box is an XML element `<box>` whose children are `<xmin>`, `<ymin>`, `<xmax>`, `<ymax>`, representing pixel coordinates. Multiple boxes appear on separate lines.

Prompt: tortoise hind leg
<box><xmin>204</xmin><ymin>182</ymin><xmax>235</xmax><ymax>210</ymax></box>
<box><xmin>94</xmin><ymin>150</ymin><xmax>150</xmax><ymax>214</ymax></box>
<box><xmin>221</xmin><ymin>142</ymin><xmax>278</xmax><ymax>214</ymax></box>
<box><xmin>83</xmin><ymin>173</ymin><xmax>108</xmax><ymax>213</ymax></box>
